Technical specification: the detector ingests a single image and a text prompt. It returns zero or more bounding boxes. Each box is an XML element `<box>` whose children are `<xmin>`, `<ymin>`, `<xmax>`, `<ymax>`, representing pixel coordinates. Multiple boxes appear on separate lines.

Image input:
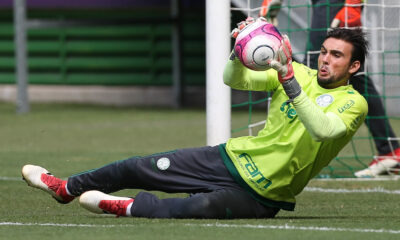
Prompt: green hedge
<box><xmin>0</xmin><ymin>8</ymin><xmax>205</xmax><ymax>86</ymax></box>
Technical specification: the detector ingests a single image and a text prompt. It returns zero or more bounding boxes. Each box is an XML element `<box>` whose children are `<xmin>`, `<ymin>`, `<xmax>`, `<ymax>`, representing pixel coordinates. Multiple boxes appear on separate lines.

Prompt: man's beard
<box><xmin>317</xmin><ymin>70</ymin><xmax>349</xmax><ymax>88</ymax></box>
<box><xmin>317</xmin><ymin>76</ymin><xmax>335</xmax><ymax>87</ymax></box>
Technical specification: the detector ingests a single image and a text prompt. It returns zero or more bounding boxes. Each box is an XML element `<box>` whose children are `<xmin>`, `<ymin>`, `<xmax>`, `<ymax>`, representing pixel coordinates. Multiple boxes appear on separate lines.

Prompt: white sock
<box><xmin>64</xmin><ymin>182</ymin><xmax>73</xmax><ymax>196</ymax></box>
<box><xmin>125</xmin><ymin>202</ymin><xmax>133</xmax><ymax>217</ymax></box>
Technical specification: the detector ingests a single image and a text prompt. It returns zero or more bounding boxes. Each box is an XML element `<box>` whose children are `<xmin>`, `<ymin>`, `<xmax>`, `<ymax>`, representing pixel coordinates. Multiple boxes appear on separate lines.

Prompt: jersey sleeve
<box><xmin>223</xmin><ymin>57</ymin><xmax>280</xmax><ymax>92</ymax></box>
<box><xmin>327</xmin><ymin>93</ymin><xmax>368</xmax><ymax>135</ymax></box>
<box><xmin>293</xmin><ymin>91</ymin><xmax>347</xmax><ymax>141</ymax></box>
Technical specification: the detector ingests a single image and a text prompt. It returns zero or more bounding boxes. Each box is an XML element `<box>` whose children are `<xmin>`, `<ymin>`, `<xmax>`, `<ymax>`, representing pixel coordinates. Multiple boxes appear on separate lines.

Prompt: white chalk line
<box><xmin>186</xmin><ymin>223</ymin><xmax>400</xmax><ymax>234</ymax></box>
<box><xmin>3</xmin><ymin>176</ymin><xmax>400</xmax><ymax>194</ymax></box>
<box><xmin>0</xmin><ymin>222</ymin><xmax>117</xmax><ymax>228</ymax></box>
<box><xmin>312</xmin><ymin>175</ymin><xmax>400</xmax><ymax>181</ymax></box>
<box><xmin>304</xmin><ymin>187</ymin><xmax>400</xmax><ymax>194</ymax></box>
<box><xmin>5</xmin><ymin>175</ymin><xmax>400</xmax><ymax>182</ymax></box>
<box><xmin>0</xmin><ymin>176</ymin><xmax>22</xmax><ymax>181</ymax></box>
<box><xmin>1</xmin><ymin>222</ymin><xmax>399</xmax><ymax>234</ymax></box>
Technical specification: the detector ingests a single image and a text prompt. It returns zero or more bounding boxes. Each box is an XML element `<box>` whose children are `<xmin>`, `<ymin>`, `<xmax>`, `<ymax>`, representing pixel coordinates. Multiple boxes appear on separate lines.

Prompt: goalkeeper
<box><xmin>260</xmin><ymin>0</ymin><xmax>400</xmax><ymax>177</ymax></box>
<box><xmin>21</xmin><ymin>25</ymin><xmax>368</xmax><ymax>219</ymax></box>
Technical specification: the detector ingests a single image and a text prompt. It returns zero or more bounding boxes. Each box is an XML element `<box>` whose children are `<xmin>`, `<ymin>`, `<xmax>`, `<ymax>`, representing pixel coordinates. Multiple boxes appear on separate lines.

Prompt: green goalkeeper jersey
<box><xmin>220</xmin><ymin>60</ymin><xmax>368</xmax><ymax>211</ymax></box>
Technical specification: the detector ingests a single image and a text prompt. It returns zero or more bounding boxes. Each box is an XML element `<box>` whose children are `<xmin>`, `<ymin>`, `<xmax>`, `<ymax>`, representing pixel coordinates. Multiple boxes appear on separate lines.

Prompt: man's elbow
<box><xmin>311</xmin><ymin>133</ymin><xmax>328</xmax><ymax>142</ymax></box>
<box><xmin>309</xmin><ymin>127</ymin><xmax>334</xmax><ymax>142</ymax></box>
<box><xmin>310</xmin><ymin>128</ymin><xmax>346</xmax><ymax>142</ymax></box>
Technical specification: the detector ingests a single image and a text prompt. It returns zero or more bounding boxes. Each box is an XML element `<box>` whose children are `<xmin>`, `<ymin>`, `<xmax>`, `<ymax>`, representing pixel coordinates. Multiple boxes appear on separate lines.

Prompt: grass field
<box><xmin>1</xmin><ymin>102</ymin><xmax>400</xmax><ymax>240</ymax></box>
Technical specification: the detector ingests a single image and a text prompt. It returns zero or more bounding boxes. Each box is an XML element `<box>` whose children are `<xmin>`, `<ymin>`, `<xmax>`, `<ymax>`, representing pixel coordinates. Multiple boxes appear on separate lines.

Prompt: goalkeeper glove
<box><xmin>331</xmin><ymin>0</ymin><xmax>362</xmax><ymax>28</ymax></box>
<box><xmin>268</xmin><ymin>35</ymin><xmax>294</xmax><ymax>83</ymax></box>
<box><xmin>230</xmin><ymin>17</ymin><xmax>256</xmax><ymax>39</ymax></box>
<box><xmin>230</xmin><ymin>17</ymin><xmax>257</xmax><ymax>60</ymax></box>
<box><xmin>259</xmin><ymin>0</ymin><xmax>282</xmax><ymax>26</ymax></box>
<box><xmin>268</xmin><ymin>35</ymin><xmax>301</xmax><ymax>99</ymax></box>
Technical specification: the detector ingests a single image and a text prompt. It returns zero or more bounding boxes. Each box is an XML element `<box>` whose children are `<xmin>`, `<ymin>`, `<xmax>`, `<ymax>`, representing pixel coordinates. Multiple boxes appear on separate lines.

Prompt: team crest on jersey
<box><xmin>156</xmin><ymin>157</ymin><xmax>170</xmax><ymax>170</ymax></box>
<box><xmin>316</xmin><ymin>94</ymin><xmax>334</xmax><ymax>107</ymax></box>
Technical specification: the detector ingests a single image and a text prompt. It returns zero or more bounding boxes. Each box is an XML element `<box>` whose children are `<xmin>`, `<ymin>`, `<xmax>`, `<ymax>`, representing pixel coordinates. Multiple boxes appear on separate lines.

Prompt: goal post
<box><xmin>205</xmin><ymin>0</ymin><xmax>231</xmax><ymax>146</ymax></box>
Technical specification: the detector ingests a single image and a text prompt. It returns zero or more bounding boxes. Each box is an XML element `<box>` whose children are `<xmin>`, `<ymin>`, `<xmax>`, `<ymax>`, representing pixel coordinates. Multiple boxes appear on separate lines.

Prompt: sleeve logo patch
<box><xmin>316</xmin><ymin>94</ymin><xmax>334</xmax><ymax>107</ymax></box>
<box><xmin>338</xmin><ymin>100</ymin><xmax>355</xmax><ymax>113</ymax></box>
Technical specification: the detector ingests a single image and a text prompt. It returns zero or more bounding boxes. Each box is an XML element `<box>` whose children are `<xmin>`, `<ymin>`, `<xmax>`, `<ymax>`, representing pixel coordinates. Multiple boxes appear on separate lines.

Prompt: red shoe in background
<box><xmin>354</xmin><ymin>148</ymin><xmax>400</xmax><ymax>178</ymax></box>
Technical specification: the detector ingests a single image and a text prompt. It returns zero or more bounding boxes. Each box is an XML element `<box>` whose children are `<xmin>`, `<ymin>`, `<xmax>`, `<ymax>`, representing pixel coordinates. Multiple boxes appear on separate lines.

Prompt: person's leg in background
<box><xmin>303</xmin><ymin>0</ymin><xmax>343</xmax><ymax>69</ymax></box>
<box><xmin>351</xmin><ymin>74</ymin><xmax>400</xmax><ymax>177</ymax></box>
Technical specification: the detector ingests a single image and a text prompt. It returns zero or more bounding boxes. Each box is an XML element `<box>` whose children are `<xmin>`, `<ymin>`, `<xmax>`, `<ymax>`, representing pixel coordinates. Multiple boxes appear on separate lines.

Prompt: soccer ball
<box><xmin>234</xmin><ymin>19</ymin><xmax>283</xmax><ymax>71</ymax></box>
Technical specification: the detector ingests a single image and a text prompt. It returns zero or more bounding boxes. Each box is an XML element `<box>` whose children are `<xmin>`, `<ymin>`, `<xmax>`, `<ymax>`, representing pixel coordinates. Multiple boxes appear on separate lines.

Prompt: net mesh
<box><xmin>230</xmin><ymin>0</ymin><xmax>400</xmax><ymax>178</ymax></box>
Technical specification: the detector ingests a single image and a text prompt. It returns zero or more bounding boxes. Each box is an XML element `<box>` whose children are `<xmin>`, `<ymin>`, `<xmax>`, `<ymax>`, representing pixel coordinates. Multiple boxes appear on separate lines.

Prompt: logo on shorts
<box><xmin>316</xmin><ymin>94</ymin><xmax>334</xmax><ymax>107</ymax></box>
<box><xmin>157</xmin><ymin>157</ymin><xmax>170</xmax><ymax>170</ymax></box>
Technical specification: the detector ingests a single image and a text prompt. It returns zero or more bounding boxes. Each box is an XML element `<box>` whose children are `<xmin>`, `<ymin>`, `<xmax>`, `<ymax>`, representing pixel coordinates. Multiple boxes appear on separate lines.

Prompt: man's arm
<box><xmin>331</xmin><ymin>0</ymin><xmax>362</xmax><ymax>28</ymax></box>
<box><xmin>269</xmin><ymin>35</ymin><xmax>347</xmax><ymax>141</ymax></box>
<box><xmin>293</xmin><ymin>92</ymin><xmax>347</xmax><ymax>141</ymax></box>
<box><xmin>259</xmin><ymin>0</ymin><xmax>282</xmax><ymax>26</ymax></box>
<box><xmin>223</xmin><ymin>52</ymin><xmax>279</xmax><ymax>91</ymax></box>
<box><xmin>224</xmin><ymin>18</ymin><xmax>281</xmax><ymax>92</ymax></box>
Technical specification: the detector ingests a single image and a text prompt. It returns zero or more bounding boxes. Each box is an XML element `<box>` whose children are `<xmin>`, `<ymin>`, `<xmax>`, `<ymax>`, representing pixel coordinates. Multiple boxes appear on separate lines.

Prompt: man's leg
<box><xmin>351</xmin><ymin>74</ymin><xmax>399</xmax><ymax>155</ymax></box>
<box><xmin>304</xmin><ymin>0</ymin><xmax>343</xmax><ymax>68</ymax></box>
<box><xmin>79</xmin><ymin>188</ymin><xmax>280</xmax><ymax>219</ymax></box>
<box><xmin>351</xmin><ymin>75</ymin><xmax>400</xmax><ymax>177</ymax></box>
<box><xmin>67</xmin><ymin>146</ymin><xmax>238</xmax><ymax>196</ymax></box>
<box><xmin>23</xmin><ymin>146</ymin><xmax>242</xmax><ymax>205</ymax></box>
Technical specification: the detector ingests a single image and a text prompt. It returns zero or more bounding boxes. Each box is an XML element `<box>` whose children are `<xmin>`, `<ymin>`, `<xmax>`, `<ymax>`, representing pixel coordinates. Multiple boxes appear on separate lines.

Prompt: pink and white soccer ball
<box><xmin>234</xmin><ymin>19</ymin><xmax>283</xmax><ymax>71</ymax></box>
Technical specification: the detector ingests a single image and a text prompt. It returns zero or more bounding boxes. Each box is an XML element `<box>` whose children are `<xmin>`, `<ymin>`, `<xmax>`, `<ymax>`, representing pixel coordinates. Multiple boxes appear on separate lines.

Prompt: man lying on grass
<box><xmin>22</xmin><ymin>24</ymin><xmax>368</xmax><ymax>219</ymax></box>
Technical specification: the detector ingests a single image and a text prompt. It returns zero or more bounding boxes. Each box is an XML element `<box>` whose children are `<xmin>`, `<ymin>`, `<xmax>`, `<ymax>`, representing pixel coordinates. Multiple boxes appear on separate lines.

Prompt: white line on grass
<box><xmin>312</xmin><ymin>176</ymin><xmax>400</xmax><ymax>181</ymax></box>
<box><xmin>3</xmin><ymin>176</ymin><xmax>400</xmax><ymax>195</ymax></box>
<box><xmin>5</xmin><ymin>176</ymin><xmax>400</xmax><ymax>182</ymax></box>
<box><xmin>186</xmin><ymin>223</ymin><xmax>400</xmax><ymax>234</ymax></box>
<box><xmin>8</xmin><ymin>175</ymin><xmax>400</xmax><ymax>195</ymax></box>
<box><xmin>304</xmin><ymin>187</ymin><xmax>400</xmax><ymax>194</ymax></box>
<box><xmin>0</xmin><ymin>222</ymin><xmax>117</xmax><ymax>228</ymax></box>
<box><xmin>1</xmin><ymin>222</ymin><xmax>400</xmax><ymax>235</ymax></box>
<box><xmin>0</xmin><ymin>177</ymin><xmax>22</xmax><ymax>181</ymax></box>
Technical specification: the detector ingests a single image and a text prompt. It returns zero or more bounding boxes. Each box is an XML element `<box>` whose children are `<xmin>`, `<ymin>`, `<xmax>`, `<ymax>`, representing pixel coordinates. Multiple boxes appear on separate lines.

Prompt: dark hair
<box><xmin>325</xmin><ymin>28</ymin><xmax>369</xmax><ymax>67</ymax></box>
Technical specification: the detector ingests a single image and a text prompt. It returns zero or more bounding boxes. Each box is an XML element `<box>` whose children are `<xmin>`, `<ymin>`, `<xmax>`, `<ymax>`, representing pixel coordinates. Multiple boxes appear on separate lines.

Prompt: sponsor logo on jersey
<box><xmin>350</xmin><ymin>113</ymin><xmax>364</xmax><ymax>129</ymax></box>
<box><xmin>316</xmin><ymin>94</ymin><xmax>334</xmax><ymax>107</ymax></box>
<box><xmin>338</xmin><ymin>100</ymin><xmax>355</xmax><ymax>113</ymax></box>
<box><xmin>280</xmin><ymin>101</ymin><xmax>298</xmax><ymax>123</ymax></box>
<box><xmin>238</xmin><ymin>153</ymin><xmax>272</xmax><ymax>190</ymax></box>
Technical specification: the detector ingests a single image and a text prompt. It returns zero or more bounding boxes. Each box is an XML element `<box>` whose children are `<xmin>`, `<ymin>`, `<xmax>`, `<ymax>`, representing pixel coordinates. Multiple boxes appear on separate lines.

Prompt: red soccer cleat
<box><xmin>22</xmin><ymin>164</ymin><xmax>75</xmax><ymax>204</ymax></box>
<box><xmin>79</xmin><ymin>190</ymin><xmax>134</xmax><ymax>217</ymax></box>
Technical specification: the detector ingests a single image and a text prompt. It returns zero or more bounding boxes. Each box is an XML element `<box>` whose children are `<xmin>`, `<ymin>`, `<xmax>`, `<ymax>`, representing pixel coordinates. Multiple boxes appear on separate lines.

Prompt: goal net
<box><xmin>229</xmin><ymin>0</ymin><xmax>400</xmax><ymax>178</ymax></box>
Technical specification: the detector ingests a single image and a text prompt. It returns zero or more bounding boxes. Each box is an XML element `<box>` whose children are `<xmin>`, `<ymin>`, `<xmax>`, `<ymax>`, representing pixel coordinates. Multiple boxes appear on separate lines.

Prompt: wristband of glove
<box><xmin>282</xmin><ymin>77</ymin><xmax>302</xmax><ymax>99</ymax></box>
